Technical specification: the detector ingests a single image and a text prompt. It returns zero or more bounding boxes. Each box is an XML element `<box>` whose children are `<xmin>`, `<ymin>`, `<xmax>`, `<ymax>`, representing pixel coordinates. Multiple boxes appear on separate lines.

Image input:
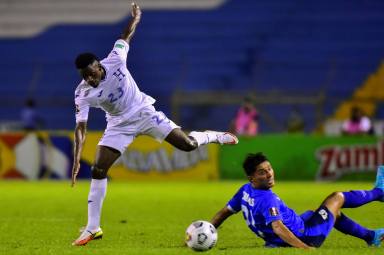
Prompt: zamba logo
<box><xmin>316</xmin><ymin>141</ymin><xmax>384</xmax><ymax>180</ymax></box>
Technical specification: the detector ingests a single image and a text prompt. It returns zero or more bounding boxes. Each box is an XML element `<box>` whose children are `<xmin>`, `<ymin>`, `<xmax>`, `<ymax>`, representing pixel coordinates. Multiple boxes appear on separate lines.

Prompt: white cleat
<box><xmin>205</xmin><ymin>131</ymin><xmax>239</xmax><ymax>145</ymax></box>
<box><xmin>72</xmin><ymin>227</ymin><xmax>103</xmax><ymax>246</ymax></box>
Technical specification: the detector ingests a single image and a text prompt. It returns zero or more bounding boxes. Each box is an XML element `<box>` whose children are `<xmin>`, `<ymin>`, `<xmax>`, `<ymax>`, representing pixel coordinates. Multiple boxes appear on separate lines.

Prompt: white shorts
<box><xmin>98</xmin><ymin>105</ymin><xmax>180</xmax><ymax>154</ymax></box>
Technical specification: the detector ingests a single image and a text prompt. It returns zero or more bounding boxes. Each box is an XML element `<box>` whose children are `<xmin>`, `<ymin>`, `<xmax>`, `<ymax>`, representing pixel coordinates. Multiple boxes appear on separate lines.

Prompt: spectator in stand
<box><xmin>341</xmin><ymin>106</ymin><xmax>373</xmax><ymax>135</ymax></box>
<box><xmin>230</xmin><ymin>97</ymin><xmax>259</xmax><ymax>136</ymax></box>
<box><xmin>20</xmin><ymin>98</ymin><xmax>44</xmax><ymax>131</ymax></box>
<box><xmin>286</xmin><ymin>106</ymin><xmax>305</xmax><ymax>133</ymax></box>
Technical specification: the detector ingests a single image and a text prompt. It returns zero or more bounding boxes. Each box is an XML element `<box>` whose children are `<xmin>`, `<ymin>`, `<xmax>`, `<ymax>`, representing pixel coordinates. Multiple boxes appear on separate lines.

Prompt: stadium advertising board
<box><xmin>0</xmin><ymin>132</ymin><xmax>72</xmax><ymax>179</ymax></box>
<box><xmin>106</xmin><ymin>136</ymin><xmax>219</xmax><ymax>181</ymax></box>
<box><xmin>0</xmin><ymin>132</ymin><xmax>218</xmax><ymax>180</ymax></box>
<box><xmin>2</xmin><ymin>132</ymin><xmax>380</xmax><ymax>181</ymax></box>
<box><xmin>220</xmin><ymin>134</ymin><xmax>381</xmax><ymax>181</ymax></box>
<box><xmin>316</xmin><ymin>141</ymin><xmax>384</xmax><ymax>181</ymax></box>
<box><xmin>76</xmin><ymin>132</ymin><xmax>219</xmax><ymax>181</ymax></box>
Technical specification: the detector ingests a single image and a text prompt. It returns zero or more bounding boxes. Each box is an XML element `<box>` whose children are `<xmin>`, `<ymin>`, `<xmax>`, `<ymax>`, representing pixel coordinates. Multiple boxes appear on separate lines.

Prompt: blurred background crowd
<box><xmin>0</xmin><ymin>0</ymin><xmax>383</xmax><ymax>136</ymax></box>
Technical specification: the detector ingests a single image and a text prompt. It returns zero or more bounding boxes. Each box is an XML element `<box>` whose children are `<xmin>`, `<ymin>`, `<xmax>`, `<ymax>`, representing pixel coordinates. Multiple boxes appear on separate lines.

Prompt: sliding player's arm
<box><xmin>210</xmin><ymin>207</ymin><xmax>234</xmax><ymax>228</ymax></box>
<box><xmin>71</xmin><ymin>121</ymin><xmax>87</xmax><ymax>187</ymax></box>
<box><xmin>121</xmin><ymin>2</ymin><xmax>142</xmax><ymax>43</ymax></box>
<box><xmin>271</xmin><ymin>220</ymin><xmax>313</xmax><ymax>249</ymax></box>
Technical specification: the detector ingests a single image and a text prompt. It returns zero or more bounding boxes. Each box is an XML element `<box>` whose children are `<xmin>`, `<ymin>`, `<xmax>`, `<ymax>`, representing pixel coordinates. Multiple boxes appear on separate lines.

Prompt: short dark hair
<box><xmin>242</xmin><ymin>152</ymin><xmax>268</xmax><ymax>176</ymax></box>
<box><xmin>75</xmin><ymin>53</ymin><xmax>99</xmax><ymax>69</ymax></box>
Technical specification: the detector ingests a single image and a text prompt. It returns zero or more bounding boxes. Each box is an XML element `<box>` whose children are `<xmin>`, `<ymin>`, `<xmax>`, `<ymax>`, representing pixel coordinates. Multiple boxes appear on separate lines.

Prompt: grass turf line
<box><xmin>0</xmin><ymin>181</ymin><xmax>381</xmax><ymax>255</ymax></box>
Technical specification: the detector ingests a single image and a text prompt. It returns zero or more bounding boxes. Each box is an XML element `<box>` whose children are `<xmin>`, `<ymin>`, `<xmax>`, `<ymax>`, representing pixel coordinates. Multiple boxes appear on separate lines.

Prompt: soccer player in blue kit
<box><xmin>210</xmin><ymin>153</ymin><xmax>384</xmax><ymax>249</ymax></box>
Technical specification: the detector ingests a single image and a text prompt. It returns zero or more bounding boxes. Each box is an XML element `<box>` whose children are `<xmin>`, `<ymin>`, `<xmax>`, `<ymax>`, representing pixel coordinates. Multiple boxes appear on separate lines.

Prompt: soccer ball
<box><xmin>185</xmin><ymin>220</ymin><xmax>218</xmax><ymax>251</ymax></box>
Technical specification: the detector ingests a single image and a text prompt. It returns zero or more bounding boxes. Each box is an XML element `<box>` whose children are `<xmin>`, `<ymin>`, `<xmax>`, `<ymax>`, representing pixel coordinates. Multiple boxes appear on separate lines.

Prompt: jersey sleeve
<box><xmin>75</xmin><ymin>91</ymin><xmax>90</xmax><ymax>123</ymax></box>
<box><xmin>226</xmin><ymin>186</ymin><xmax>244</xmax><ymax>213</ymax></box>
<box><xmin>107</xmin><ymin>39</ymin><xmax>130</xmax><ymax>63</ymax></box>
<box><xmin>260</xmin><ymin>194</ymin><xmax>283</xmax><ymax>225</ymax></box>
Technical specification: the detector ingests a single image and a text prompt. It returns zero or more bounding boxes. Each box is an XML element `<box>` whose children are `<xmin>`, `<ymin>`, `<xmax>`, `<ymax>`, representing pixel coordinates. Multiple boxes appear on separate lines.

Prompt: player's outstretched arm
<box><xmin>121</xmin><ymin>2</ymin><xmax>141</xmax><ymax>43</ymax></box>
<box><xmin>210</xmin><ymin>207</ymin><xmax>234</xmax><ymax>228</ymax></box>
<box><xmin>271</xmin><ymin>220</ymin><xmax>313</xmax><ymax>249</ymax></box>
<box><xmin>71</xmin><ymin>121</ymin><xmax>87</xmax><ymax>187</ymax></box>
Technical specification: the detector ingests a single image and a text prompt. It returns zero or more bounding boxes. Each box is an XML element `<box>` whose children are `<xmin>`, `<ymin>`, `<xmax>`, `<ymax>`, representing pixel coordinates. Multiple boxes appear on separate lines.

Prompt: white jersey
<box><xmin>74</xmin><ymin>39</ymin><xmax>155</xmax><ymax>126</ymax></box>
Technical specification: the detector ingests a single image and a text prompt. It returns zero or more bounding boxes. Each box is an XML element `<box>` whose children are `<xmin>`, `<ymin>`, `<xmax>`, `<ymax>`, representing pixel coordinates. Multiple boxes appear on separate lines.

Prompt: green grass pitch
<box><xmin>0</xmin><ymin>181</ymin><xmax>382</xmax><ymax>255</ymax></box>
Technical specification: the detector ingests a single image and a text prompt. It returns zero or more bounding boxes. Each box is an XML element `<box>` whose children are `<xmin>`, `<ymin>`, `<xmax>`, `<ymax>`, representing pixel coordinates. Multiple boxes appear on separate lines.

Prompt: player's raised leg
<box><xmin>72</xmin><ymin>145</ymin><xmax>121</xmax><ymax>246</ymax></box>
<box><xmin>320</xmin><ymin>192</ymin><xmax>377</xmax><ymax>246</ymax></box>
<box><xmin>165</xmin><ymin>128</ymin><xmax>238</xmax><ymax>152</ymax></box>
<box><xmin>320</xmin><ymin>166</ymin><xmax>384</xmax><ymax>247</ymax></box>
<box><xmin>341</xmin><ymin>165</ymin><xmax>384</xmax><ymax>208</ymax></box>
<box><xmin>191</xmin><ymin>130</ymin><xmax>238</xmax><ymax>145</ymax></box>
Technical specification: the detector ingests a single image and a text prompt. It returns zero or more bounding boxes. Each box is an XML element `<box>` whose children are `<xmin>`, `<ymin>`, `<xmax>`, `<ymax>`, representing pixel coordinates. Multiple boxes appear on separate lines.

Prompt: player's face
<box><xmin>79</xmin><ymin>60</ymin><xmax>104</xmax><ymax>88</ymax></box>
<box><xmin>249</xmin><ymin>161</ymin><xmax>275</xmax><ymax>189</ymax></box>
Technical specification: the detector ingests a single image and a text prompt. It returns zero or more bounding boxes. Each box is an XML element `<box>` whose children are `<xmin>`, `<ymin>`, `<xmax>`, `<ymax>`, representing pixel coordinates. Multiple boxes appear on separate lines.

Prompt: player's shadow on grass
<box><xmin>217</xmin><ymin>243</ymin><xmax>263</xmax><ymax>250</ymax></box>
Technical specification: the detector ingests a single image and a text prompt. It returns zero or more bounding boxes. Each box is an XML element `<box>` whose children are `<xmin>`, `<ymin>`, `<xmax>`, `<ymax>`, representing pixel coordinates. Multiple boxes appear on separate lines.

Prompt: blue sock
<box><xmin>342</xmin><ymin>188</ymin><xmax>383</xmax><ymax>208</ymax></box>
<box><xmin>334</xmin><ymin>213</ymin><xmax>374</xmax><ymax>243</ymax></box>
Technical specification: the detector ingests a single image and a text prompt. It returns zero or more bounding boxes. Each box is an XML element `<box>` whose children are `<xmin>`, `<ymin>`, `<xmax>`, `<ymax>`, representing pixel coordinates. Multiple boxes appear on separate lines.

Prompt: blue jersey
<box><xmin>227</xmin><ymin>183</ymin><xmax>305</xmax><ymax>247</ymax></box>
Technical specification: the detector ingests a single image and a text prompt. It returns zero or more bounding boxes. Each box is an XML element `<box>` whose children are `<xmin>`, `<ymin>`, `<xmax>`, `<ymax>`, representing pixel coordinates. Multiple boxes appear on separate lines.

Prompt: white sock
<box><xmin>86</xmin><ymin>178</ymin><xmax>107</xmax><ymax>232</ymax></box>
<box><xmin>189</xmin><ymin>131</ymin><xmax>218</xmax><ymax>146</ymax></box>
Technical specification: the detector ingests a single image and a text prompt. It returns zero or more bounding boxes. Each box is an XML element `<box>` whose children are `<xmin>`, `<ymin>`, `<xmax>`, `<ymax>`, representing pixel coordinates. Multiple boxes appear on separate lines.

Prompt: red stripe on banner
<box><xmin>0</xmin><ymin>134</ymin><xmax>25</xmax><ymax>149</ymax></box>
<box><xmin>2</xmin><ymin>168</ymin><xmax>25</xmax><ymax>179</ymax></box>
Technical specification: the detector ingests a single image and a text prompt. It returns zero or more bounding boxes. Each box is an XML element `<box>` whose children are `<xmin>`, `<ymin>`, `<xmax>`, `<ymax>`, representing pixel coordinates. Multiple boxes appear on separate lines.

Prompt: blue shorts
<box><xmin>299</xmin><ymin>206</ymin><xmax>335</xmax><ymax>247</ymax></box>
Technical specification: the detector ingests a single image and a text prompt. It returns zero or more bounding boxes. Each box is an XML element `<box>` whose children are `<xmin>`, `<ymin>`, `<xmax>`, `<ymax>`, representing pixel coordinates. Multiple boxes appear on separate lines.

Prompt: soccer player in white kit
<box><xmin>71</xmin><ymin>3</ymin><xmax>238</xmax><ymax>246</ymax></box>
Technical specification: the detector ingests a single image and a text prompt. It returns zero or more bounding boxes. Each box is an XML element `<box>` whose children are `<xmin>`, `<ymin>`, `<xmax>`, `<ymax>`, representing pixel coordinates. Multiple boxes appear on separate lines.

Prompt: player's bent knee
<box><xmin>324</xmin><ymin>191</ymin><xmax>345</xmax><ymax>205</ymax></box>
<box><xmin>331</xmin><ymin>191</ymin><xmax>344</xmax><ymax>201</ymax></box>
<box><xmin>322</xmin><ymin>192</ymin><xmax>344</xmax><ymax>218</ymax></box>
<box><xmin>91</xmin><ymin>166</ymin><xmax>107</xmax><ymax>179</ymax></box>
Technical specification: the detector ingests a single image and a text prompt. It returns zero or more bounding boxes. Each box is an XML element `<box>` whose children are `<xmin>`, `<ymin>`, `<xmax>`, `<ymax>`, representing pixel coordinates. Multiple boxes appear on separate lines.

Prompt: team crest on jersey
<box><xmin>84</xmin><ymin>90</ymin><xmax>90</xmax><ymax>97</ymax></box>
<box><xmin>269</xmin><ymin>207</ymin><xmax>279</xmax><ymax>217</ymax></box>
<box><xmin>115</xmin><ymin>43</ymin><xmax>125</xmax><ymax>49</ymax></box>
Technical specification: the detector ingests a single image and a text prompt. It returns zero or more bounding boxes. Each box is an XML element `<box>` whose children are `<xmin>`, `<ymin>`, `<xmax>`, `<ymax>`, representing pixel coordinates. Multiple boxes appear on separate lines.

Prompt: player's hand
<box><xmin>131</xmin><ymin>2</ymin><xmax>141</xmax><ymax>20</ymax></box>
<box><xmin>71</xmin><ymin>161</ymin><xmax>80</xmax><ymax>187</ymax></box>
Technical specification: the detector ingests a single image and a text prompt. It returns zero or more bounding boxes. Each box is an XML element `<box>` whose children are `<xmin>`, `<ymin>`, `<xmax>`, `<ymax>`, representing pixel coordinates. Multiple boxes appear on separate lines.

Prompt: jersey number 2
<box><xmin>108</xmin><ymin>87</ymin><xmax>124</xmax><ymax>103</ymax></box>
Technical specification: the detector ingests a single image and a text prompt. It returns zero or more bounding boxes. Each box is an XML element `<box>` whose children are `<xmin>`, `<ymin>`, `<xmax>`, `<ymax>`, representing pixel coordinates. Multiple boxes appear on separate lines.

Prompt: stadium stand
<box><xmin>0</xmin><ymin>0</ymin><xmax>383</xmax><ymax>132</ymax></box>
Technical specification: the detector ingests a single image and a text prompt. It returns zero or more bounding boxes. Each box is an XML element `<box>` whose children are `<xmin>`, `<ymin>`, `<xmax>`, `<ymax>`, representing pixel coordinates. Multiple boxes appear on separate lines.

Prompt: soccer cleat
<box><xmin>368</xmin><ymin>228</ymin><xmax>384</xmax><ymax>247</ymax></box>
<box><xmin>374</xmin><ymin>166</ymin><xmax>384</xmax><ymax>201</ymax></box>
<box><xmin>205</xmin><ymin>131</ymin><xmax>239</xmax><ymax>145</ymax></box>
<box><xmin>79</xmin><ymin>226</ymin><xmax>103</xmax><ymax>240</ymax></box>
<box><xmin>72</xmin><ymin>228</ymin><xmax>103</xmax><ymax>246</ymax></box>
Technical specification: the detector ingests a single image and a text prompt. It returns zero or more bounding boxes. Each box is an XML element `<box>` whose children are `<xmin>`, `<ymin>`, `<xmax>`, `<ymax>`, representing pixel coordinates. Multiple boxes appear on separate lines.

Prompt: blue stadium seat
<box><xmin>0</xmin><ymin>0</ymin><xmax>384</xmax><ymax>131</ymax></box>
